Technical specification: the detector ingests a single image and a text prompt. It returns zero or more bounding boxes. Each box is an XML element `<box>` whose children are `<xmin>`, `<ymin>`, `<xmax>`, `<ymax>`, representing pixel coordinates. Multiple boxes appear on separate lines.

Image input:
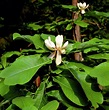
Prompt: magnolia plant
<box><xmin>77</xmin><ymin>2</ymin><xmax>89</xmax><ymax>14</ymax></box>
<box><xmin>45</xmin><ymin>35</ymin><xmax>68</xmax><ymax>65</ymax></box>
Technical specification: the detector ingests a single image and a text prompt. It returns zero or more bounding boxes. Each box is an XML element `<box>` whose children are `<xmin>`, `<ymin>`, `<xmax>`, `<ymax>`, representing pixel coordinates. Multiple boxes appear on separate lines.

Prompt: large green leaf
<box><xmin>0</xmin><ymin>55</ymin><xmax>51</xmax><ymax>85</ymax></box>
<box><xmin>34</xmin><ymin>82</ymin><xmax>46</xmax><ymax>109</ymax></box>
<box><xmin>12</xmin><ymin>97</ymin><xmax>35</xmax><ymax>109</ymax></box>
<box><xmin>77</xmin><ymin>72</ymin><xmax>103</xmax><ymax>108</ymax></box>
<box><xmin>64</xmin><ymin>63</ymin><xmax>103</xmax><ymax>108</ymax></box>
<box><xmin>13</xmin><ymin>33</ymin><xmax>46</xmax><ymax>50</ymax></box>
<box><xmin>53</xmin><ymin>76</ymin><xmax>88</xmax><ymax>106</ymax></box>
<box><xmin>88</xmin><ymin>53</ymin><xmax>109</xmax><ymax>59</ymax></box>
<box><xmin>40</xmin><ymin>100</ymin><xmax>59</xmax><ymax>110</ymax></box>
<box><xmin>31</xmin><ymin>34</ymin><xmax>46</xmax><ymax>50</ymax></box>
<box><xmin>90</xmin><ymin>62</ymin><xmax>109</xmax><ymax>86</ymax></box>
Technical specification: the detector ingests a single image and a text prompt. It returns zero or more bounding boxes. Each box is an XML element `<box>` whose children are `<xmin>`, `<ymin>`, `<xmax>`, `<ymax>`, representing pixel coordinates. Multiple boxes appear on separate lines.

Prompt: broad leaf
<box><xmin>90</xmin><ymin>62</ymin><xmax>109</xmax><ymax>86</ymax></box>
<box><xmin>88</xmin><ymin>53</ymin><xmax>109</xmax><ymax>59</ymax></box>
<box><xmin>0</xmin><ymin>55</ymin><xmax>51</xmax><ymax>85</ymax></box>
<box><xmin>78</xmin><ymin>72</ymin><xmax>103</xmax><ymax>108</ymax></box>
<box><xmin>53</xmin><ymin>76</ymin><xmax>88</xmax><ymax>106</ymax></box>
<box><xmin>64</xmin><ymin>63</ymin><xmax>103</xmax><ymax>108</ymax></box>
<box><xmin>13</xmin><ymin>33</ymin><xmax>46</xmax><ymax>50</ymax></box>
<box><xmin>12</xmin><ymin>97</ymin><xmax>35</xmax><ymax>109</ymax></box>
<box><xmin>40</xmin><ymin>100</ymin><xmax>59</xmax><ymax>110</ymax></box>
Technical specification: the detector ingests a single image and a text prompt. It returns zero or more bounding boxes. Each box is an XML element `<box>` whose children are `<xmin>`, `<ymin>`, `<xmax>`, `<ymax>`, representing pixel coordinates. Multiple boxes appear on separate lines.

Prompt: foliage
<box><xmin>0</xmin><ymin>0</ymin><xmax>109</xmax><ymax>110</ymax></box>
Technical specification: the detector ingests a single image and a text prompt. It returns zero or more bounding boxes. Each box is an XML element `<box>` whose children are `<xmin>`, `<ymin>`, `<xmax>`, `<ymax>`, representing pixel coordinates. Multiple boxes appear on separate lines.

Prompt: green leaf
<box><xmin>0</xmin><ymin>64</ymin><xmax>2</xmax><ymax>69</ymax></box>
<box><xmin>68</xmin><ymin>62</ymin><xmax>92</xmax><ymax>74</ymax></box>
<box><xmin>0</xmin><ymin>79</ymin><xmax>9</xmax><ymax>96</ymax></box>
<box><xmin>53</xmin><ymin>76</ymin><xmax>88</xmax><ymax>106</ymax></box>
<box><xmin>1</xmin><ymin>51</ymin><xmax>21</xmax><ymax>68</ymax></box>
<box><xmin>13</xmin><ymin>33</ymin><xmax>21</xmax><ymax>40</ymax></box>
<box><xmin>88</xmin><ymin>53</ymin><xmax>109</xmax><ymax>59</ymax></box>
<box><xmin>41</xmin><ymin>33</ymin><xmax>55</xmax><ymax>42</ymax></box>
<box><xmin>31</xmin><ymin>34</ymin><xmax>45</xmax><ymax>49</ymax></box>
<box><xmin>90</xmin><ymin>62</ymin><xmax>109</xmax><ymax>86</ymax></box>
<box><xmin>51</xmin><ymin>69</ymin><xmax>62</xmax><ymax>74</ymax></box>
<box><xmin>22</xmin><ymin>106</ymin><xmax>38</xmax><ymax>110</ymax></box>
<box><xmin>12</xmin><ymin>97</ymin><xmax>35</xmax><ymax>109</ymax></box>
<box><xmin>28</xmin><ymin>23</ymin><xmax>43</xmax><ymax>30</ymax></box>
<box><xmin>67</xmin><ymin>106</ymin><xmax>83</xmax><ymax>110</ymax></box>
<box><xmin>4</xmin><ymin>86</ymin><xmax>21</xmax><ymax>100</ymax></box>
<box><xmin>74</xmin><ymin>19</ymin><xmax>89</xmax><ymax>27</ymax></box>
<box><xmin>40</xmin><ymin>100</ymin><xmax>59</xmax><ymax>110</ymax></box>
<box><xmin>66</xmin><ymin>23</ymin><xmax>73</xmax><ymax>30</ymax></box>
<box><xmin>66</xmin><ymin>43</ymin><xmax>74</xmax><ymax>54</ymax></box>
<box><xmin>64</xmin><ymin>63</ymin><xmax>103</xmax><ymax>108</ymax></box>
<box><xmin>94</xmin><ymin>11</ymin><xmax>109</xmax><ymax>17</ymax></box>
<box><xmin>13</xmin><ymin>33</ymin><xmax>46</xmax><ymax>50</ymax></box>
<box><xmin>84</xmin><ymin>47</ymin><xmax>99</xmax><ymax>53</ymax></box>
<box><xmin>34</xmin><ymin>82</ymin><xmax>46</xmax><ymax>109</ymax></box>
<box><xmin>77</xmin><ymin>72</ymin><xmax>103</xmax><ymax>108</ymax></box>
<box><xmin>62</xmin><ymin>5</ymin><xmax>77</xmax><ymax>10</ymax></box>
<box><xmin>6</xmin><ymin>104</ymin><xmax>14</xmax><ymax>110</ymax></box>
<box><xmin>0</xmin><ymin>55</ymin><xmax>51</xmax><ymax>85</ymax></box>
<box><xmin>47</xmin><ymin>90</ymin><xmax>73</xmax><ymax>107</ymax></box>
<box><xmin>86</xmin><ymin>11</ymin><xmax>109</xmax><ymax>18</ymax></box>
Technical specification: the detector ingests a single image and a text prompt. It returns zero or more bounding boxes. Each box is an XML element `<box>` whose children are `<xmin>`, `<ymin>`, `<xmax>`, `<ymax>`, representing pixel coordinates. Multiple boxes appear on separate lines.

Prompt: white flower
<box><xmin>45</xmin><ymin>35</ymin><xmax>68</xmax><ymax>65</ymax></box>
<box><xmin>77</xmin><ymin>2</ymin><xmax>89</xmax><ymax>14</ymax></box>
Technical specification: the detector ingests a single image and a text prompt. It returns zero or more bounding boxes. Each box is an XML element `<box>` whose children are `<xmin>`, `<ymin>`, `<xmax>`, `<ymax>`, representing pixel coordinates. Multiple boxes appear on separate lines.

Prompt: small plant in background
<box><xmin>0</xmin><ymin>0</ymin><xmax>109</xmax><ymax>110</ymax></box>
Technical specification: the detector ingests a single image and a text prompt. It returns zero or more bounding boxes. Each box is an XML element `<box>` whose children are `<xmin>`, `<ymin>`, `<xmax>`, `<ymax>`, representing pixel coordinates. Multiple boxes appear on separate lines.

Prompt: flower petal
<box><xmin>56</xmin><ymin>50</ymin><xmax>62</xmax><ymax>65</ymax></box>
<box><xmin>81</xmin><ymin>10</ymin><xmax>85</xmax><ymax>14</ymax></box>
<box><xmin>56</xmin><ymin>35</ymin><xmax>63</xmax><ymax>48</ymax></box>
<box><xmin>79</xmin><ymin>2</ymin><xmax>83</xmax><ymax>8</ymax></box>
<box><xmin>45</xmin><ymin>37</ymin><xmax>55</xmax><ymax>50</ymax></box>
<box><xmin>62</xmin><ymin>41</ymin><xmax>68</xmax><ymax>48</ymax></box>
<box><xmin>83</xmin><ymin>2</ymin><xmax>86</xmax><ymax>8</ymax></box>
<box><xmin>86</xmin><ymin>4</ymin><xmax>89</xmax><ymax>9</ymax></box>
<box><xmin>48</xmin><ymin>51</ymin><xmax>56</xmax><ymax>59</ymax></box>
<box><xmin>61</xmin><ymin>49</ymin><xmax>66</xmax><ymax>54</ymax></box>
<box><xmin>77</xmin><ymin>3</ymin><xmax>81</xmax><ymax>9</ymax></box>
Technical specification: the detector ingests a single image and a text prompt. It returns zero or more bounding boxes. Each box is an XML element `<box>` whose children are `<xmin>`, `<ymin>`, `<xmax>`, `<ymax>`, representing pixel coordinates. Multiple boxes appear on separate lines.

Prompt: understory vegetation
<box><xmin>0</xmin><ymin>0</ymin><xmax>109</xmax><ymax>110</ymax></box>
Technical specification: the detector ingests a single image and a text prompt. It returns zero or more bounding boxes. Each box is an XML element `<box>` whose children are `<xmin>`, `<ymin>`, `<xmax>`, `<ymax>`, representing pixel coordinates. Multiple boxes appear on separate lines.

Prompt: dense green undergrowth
<box><xmin>1</xmin><ymin>0</ymin><xmax>109</xmax><ymax>110</ymax></box>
